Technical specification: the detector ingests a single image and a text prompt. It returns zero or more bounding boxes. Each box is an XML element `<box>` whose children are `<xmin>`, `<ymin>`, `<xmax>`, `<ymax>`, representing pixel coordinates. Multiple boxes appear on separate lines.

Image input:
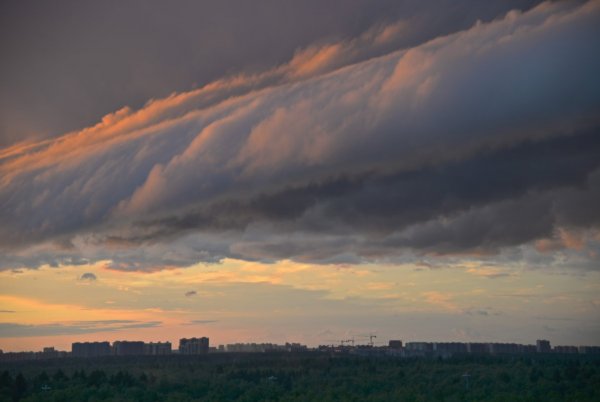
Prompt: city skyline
<box><xmin>1</xmin><ymin>1</ymin><xmax>600</xmax><ymax>352</ymax></box>
<box><xmin>4</xmin><ymin>335</ymin><xmax>600</xmax><ymax>358</ymax></box>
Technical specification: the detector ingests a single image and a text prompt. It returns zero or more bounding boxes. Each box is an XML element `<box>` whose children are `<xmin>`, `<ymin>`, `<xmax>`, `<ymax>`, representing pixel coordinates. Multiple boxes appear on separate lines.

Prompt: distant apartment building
<box><xmin>466</xmin><ymin>343</ymin><xmax>489</xmax><ymax>354</ymax></box>
<box><xmin>405</xmin><ymin>342</ymin><xmax>433</xmax><ymax>352</ymax></box>
<box><xmin>433</xmin><ymin>342</ymin><xmax>468</xmax><ymax>356</ymax></box>
<box><xmin>224</xmin><ymin>342</ymin><xmax>307</xmax><ymax>353</ymax></box>
<box><xmin>72</xmin><ymin>341</ymin><xmax>111</xmax><ymax>357</ymax></box>
<box><xmin>179</xmin><ymin>337</ymin><xmax>209</xmax><ymax>354</ymax></box>
<box><xmin>405</xmin><ymin>342</ymin><xmax>433</xmax><ymax>355</ymax></box>
<box><xmin>42</xmin><ymin>347</ymin><xmax>60</xmax><ymax>358</ymax></box>
<box><xmin>226</xmin><ymin>343</ymin><xmax>270</xmax><ymax>353</ymax></box>
<box><xmin>388</xmin><ymin>340</ymin><xmax>403</xmax><ymax>349</ymax></box>
<box><xmin>112</xmin><ymin>341</ymin><xmax>145</xmax><ymax>356</ymax></box>
<box><xmin>286</xmin><ymin>343</ymin><xmax>308</xmax><ymax>352</ymax></box>
<box><xmin>536</xmin><ymin>339</ymin><xmax>551</xmax><ymax>353</ymax></box>
<box><xmin>554</xmin><ymin>345</ymin><xmax>578</xmax><ymax>354</ymax></box>
<box><xmin>578</xmin><ymin>346</ymin><xmax>600</xmax><ymax>355</ymax></box>
<box><xmin>144</xmin><ymin>342</ymin><xmax>172</xmax><ymax>355</ymax></box>
<box><xmin>488</xmin><ymin>343</ymin><xmax>521</xmax><ymax>354</ymax></box>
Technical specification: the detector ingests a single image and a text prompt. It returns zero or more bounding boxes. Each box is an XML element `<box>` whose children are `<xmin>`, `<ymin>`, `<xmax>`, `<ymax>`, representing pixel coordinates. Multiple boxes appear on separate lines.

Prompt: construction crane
<box><xmin>357</xmin><ymin>334</ymin><xmax>378</xmax><ymax>347</ymax></box>
<box><xmin>369</xmin><ymin>335</ymin><xmax>377</xmax><ymax>347</ymax></box>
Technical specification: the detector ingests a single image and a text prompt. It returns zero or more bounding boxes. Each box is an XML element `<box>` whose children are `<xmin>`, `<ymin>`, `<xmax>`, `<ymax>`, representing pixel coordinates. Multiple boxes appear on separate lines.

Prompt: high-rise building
<box><xmin>433</xmin><ymin>342</ymin><xmax>468</xmax><ymax>356</ymax></box>
<box><xmin>405</xmin><ymin>342</ymin><xmax>433</xmax><ymax>352</ymax></box>
<box><xmin>488</xmin><ymin>343</ymin><xmax>521</xmax><ymax>354</ymax></box>
<box><xmin>42</xmin><ymin>347</ymin><xmax>59</xmax><ymax>358</ymax></box>
<box><xmin>467</xmin><ymin>343</ymin><xmax>489</xmax><ymax>354</ymax></box>
<box><xmin>536</xmin><ymin>339</ymin><xmax>551</xmax><ymax>353</ymax></box>
<box><xmin>144</xmin><ymin>342</ymin><xmax>172</xmax><ymax>355</ymax></box>
<box><xmin>179</xmin><ymin>337</ymin><xmax>209</xmax><ymax>354</ymax></box>
<box><xmin>554</xmin><ymin>345</ymin><xmax>578</xmax><ymax>354</ymax></box>
<box><xmin>72</xmin><ymin>342</ymin><xmax>111</xmax><ymax>357</ymax></box>
<box><xmin>388</xmin><ymin>340</ymin><xmax>403</xmax><ymax>349</ymax></box>
<box><xmin>578</xmin><ymin>346</ymin><xmax>600</xmax><ymax>354</ymax></box>
<box><xmin>112</xmin><ymin>341</ymin><xmax>145</xmax><ymax>356</ymax></box>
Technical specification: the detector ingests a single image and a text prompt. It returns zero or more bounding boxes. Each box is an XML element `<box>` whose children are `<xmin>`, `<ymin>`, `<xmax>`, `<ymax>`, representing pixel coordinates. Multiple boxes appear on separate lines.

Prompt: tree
<box><xmin>87</xmin><ymin>370</ymin><xmax>107</xmax><ymax>387</ymax></box>
<box><xmin>0</xmin><ymin>371</ymin><xmax>12</xmax><ymax>389</ymax></box>
<box><xmin>53</xmin><ymin>369</ymin><xmax>68</xmax><ymax>382</ymax></box>
<box><xmin>12</xmin><ymin>373</ymin><xmax>27</xmax><ymax>402</ymax></box>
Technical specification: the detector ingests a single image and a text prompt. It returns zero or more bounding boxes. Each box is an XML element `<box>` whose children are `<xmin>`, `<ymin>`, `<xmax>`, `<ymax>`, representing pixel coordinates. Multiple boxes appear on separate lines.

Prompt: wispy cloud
<box><xmin>0</xmin><ymin>320</ymin><xmax>162</xmax><ymax>338</ymax></box>
<box><xmin>183</xmin><ymin>320</ymin><xmax>219</xmax><ymax>326</ymax></box>
<box><xmin>422</xmin><ymin>291</ymin><xmax>460</xmax><ymax>312</ymax></box>
<box><xmin>464</xmin><ymin>307</ymin><xmax>502</xmax><ymax>317</ymax></box>
<box><xmin>466</xmin><ymin>268</ymin><xmax>515</xmax><ymax>279</ymax></box>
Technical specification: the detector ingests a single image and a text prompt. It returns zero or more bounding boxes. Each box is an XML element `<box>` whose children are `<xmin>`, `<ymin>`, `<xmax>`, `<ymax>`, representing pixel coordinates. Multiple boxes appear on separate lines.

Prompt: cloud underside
<box><xmin>0</xmin><ymin>320</ymin><xmax>162</xmax><ymax>338</ymax></box>
<box><xmin>1</xmin><ymin>1</ymin><xmax>599</xmax><ymax>270</ymax></box>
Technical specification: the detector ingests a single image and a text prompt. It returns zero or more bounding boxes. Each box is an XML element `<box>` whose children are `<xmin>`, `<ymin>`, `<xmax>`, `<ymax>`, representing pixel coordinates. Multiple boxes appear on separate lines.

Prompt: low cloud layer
<box><xmin>1</xmin><ymin>1</ymin><xmax>599</xmax><ymax>270</ymax></box>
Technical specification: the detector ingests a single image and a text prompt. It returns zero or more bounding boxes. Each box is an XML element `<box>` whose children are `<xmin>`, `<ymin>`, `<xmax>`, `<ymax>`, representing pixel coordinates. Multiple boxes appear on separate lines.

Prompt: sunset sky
<box><xmin>1</xmin><ymin>0</ymin><xmax>599</xmax><ymax>352</ymax></box>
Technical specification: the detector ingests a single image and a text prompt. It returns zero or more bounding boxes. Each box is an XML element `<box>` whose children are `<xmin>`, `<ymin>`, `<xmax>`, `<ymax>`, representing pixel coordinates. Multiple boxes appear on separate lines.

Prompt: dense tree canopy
<box><xmin>1</xmin><ymin>353</ymin><xmax>598</xmax><ymax>401</ymax></box>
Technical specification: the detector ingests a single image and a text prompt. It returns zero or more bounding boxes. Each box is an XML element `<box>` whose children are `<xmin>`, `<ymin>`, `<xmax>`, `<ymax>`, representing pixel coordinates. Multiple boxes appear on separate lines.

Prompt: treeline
<box><xmin>0</xmin><ymin>354</ymin><xmax>598</xmax><ymax>401</ymax></box>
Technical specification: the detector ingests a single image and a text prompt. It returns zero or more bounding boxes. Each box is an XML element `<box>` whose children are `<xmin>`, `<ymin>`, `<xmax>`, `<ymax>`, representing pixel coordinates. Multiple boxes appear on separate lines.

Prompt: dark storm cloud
<box><xmin>0</xmin><ymin>1</ymin><xmax>599</xmax><ymax>270</ymax></box>
<box><xmin>0</xmin><ymin>0</ymin><xmax>542</xmax><ymax>146</ymax></box>
<box><xmin>136</xmin><ymin>129</ymin><xmax>600</xmax><ymax>240</ymax></box>
<box><xmin>0</xmin><ymin>320</ymin><xmax>162</xmax><ymax>337</ymax></box>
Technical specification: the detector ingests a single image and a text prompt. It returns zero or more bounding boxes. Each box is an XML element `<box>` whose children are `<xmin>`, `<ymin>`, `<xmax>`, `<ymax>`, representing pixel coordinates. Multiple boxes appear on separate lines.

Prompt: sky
<box><xmin>0</xmin><ymin>0</ymin><xmax>599</xmax><ymax>352</ymax></box>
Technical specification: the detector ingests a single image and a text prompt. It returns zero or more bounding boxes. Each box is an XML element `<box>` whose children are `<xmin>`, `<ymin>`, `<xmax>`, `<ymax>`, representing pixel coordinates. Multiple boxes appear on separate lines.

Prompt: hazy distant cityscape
<box><xmin>2</xmin><ymin>336</ymin><xmax>599</xmax><ymax>362</ymax></box>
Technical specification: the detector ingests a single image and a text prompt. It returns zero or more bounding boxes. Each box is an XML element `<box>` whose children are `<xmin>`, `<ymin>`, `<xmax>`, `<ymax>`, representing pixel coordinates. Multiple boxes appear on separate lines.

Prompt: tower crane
<box><xmin>369</xmin><ymin>335</ymin><xmax>377</xmax><ymax>347</ymax></box>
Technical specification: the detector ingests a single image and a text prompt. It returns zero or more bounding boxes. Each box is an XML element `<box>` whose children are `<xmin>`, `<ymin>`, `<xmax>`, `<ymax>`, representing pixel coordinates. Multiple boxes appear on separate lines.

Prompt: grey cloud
<box><xmin>0</xmin><ymin>248</ymin><xmax>90</xmax><ymax>271</ymax></box>
<box><xmin>185</xmin><ymin>290</ymin><xmax>197</xmax><ymax>297</ymax></box>
<box><xmin>184</xmin><ymin>320</ymin><xmax>219</xmax><ymax>325</ymax></box>
<box><xmin>130</xmin><ymin>130</ymin><xmax>600</xmax><ymax>264</ymax></box>
<box><xmin>79</xmin><ymin>272</ymin><xmax>97</xmax><ymax>281</ymax></box>
<box><xmin>0</xmin><ymin>1</ymin><xmax>599</xmax><ymax>270</ymax></box>
<box><xmin>0</xmin><ymin>320</ymin><xmax>162</xmax><ymax>338</ymax></box>
<box><xmin>534</xmin><ymin>316</ymin><xmax>578</xmax><ymax>322</ymax></box>
<box><xmin>164</xmin><ymin>129</ymin><xmax>600</xmax><ymax>244</ymax></box>
<box><xmin>465</xmin><ymin>308</ymin><xmax>503</xmax><ymax>316</ymax></box>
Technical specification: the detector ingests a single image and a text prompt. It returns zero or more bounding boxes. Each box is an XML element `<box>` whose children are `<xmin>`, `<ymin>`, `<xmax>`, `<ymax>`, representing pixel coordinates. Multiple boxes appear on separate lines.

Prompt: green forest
<box><xmin>1</xmin><ymin>353</ymin><xmax>598</xmax><ymax>401</ymax></box>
